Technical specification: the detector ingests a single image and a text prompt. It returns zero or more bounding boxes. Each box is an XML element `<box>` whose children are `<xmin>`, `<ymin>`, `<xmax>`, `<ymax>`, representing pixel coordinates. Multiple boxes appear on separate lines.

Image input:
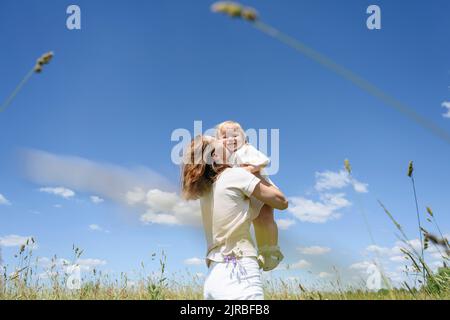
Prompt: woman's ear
<box><xmin>213</xmin><ymin>144</ymin><xmax>228</xmax><ymax>165</ymax></box>
<box><xmin>211</xmin><ymin>151</ymin><xmax>218</xmax><ymax>163</ymax></box>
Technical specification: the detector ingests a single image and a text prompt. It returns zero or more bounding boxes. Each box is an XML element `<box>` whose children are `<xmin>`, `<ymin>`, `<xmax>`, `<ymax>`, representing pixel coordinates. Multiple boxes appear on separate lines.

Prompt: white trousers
<box><xmin>203</xmin><ymin>257</ymin><xmax>264</xmax><ymax>300</ymax></box>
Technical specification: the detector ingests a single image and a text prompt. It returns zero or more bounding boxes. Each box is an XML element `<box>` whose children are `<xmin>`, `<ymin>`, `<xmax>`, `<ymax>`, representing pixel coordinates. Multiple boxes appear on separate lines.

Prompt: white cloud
<box><xmin>349</xmin><ymin>261</ymin><xmax>372</xmax><ymax>271</ymax></box>
<box><xmin>364</xmin><ymin>244</ymin><xmax>407</xmax><ymax>263</ymax></box>
<box><xmin>430</xmin><ymin>260</ymin><xmax>446</xmax><ymax>271</ymax></box>
<box><xmin>76</xmin><ymin>258</ymin><xmax>107</xmax><ymax>271</ymax></box>
<box><xmin>366</xmin><ymin>243</ymin><xmax>407</xmax><ymax>257</ymax></box>
<box><xmin>430</xmin><ymin>250</ymin><xmax>448</xmax><ymax>260</ymax></box>
<box><xmin>288</xmin><ymin>193</ymin><xmax>351</xmax><ymax>223</ymax></box>
<box><xmin>36</xmin><ymin>257</ymin><xmax>52</xmax><ymax>267</ymax></box>
<box><xmin>36</xmin><ymin>271</ymin><xmax>56</xmax><ymax>280</ymax></box>
<box><xmin>273</xmin><ymin>263</ymin><xmax>288</xmax><ymax>271</ymax></box>
<box><xmin>183</xmin><ymin>257</ymin><xmax>204</xmax><ymax>265</ymax></box>
<box><xmin>365</xmin><ymin>245</ymin><xmax>393</xmax><ymax>256</ymax></box>
<box><xmin>125</xmin><ymin>187</ymin><xmax>146</xmax><ymax>205</ymax></box>
<box><xmin>0</xmin><ymin>235</ymin><xmax>34</xmax><ymax>247</ymax></box>
<box><xmin>366</xmin><ymin>240</ymin><xmax>419</xmax><ymax>257</ymax></box>
<box><xmin>297</xmin><ymin>246</ymin><xmax>331</xmax><ymax>255</ymax></box>
<box><xmin>0</xmin><ymin>193</ymin><xmax>11</xmax><ymax>205</ymax></box>
<box><xmin>20</xmin><ymin>149</ymin><xmax>201</xmax><ymax>226</ymax></box>
<box><xmin>288</xmin><ymin>167</ymin><xmax>368</xmax><ymax>224</ymax></box>
<box><xmin>390</xmin><ymin>255</ymin><xmax>407</xmax><ymax>263</ymax></box>
<box><xmin>352</xmin><ymin>180</ymin><xmax>369</xmax><ymax>193</ymax></box>
<box><xmin>88</xmin><ymin>224</ymin><xmax>110</xmax><ymax>233</ymax></box>
<box><xmin>385</xmin><ymin>270</ymin><xmax>404</xmax><ymax>283</ymax></box>
<box><xmin>350</xmin><ymin>239</ymin><xmax>445</xmax><ymax>286</ymax></box>
<box><xmin>286</xmin><ymin>276</ymin><xmax>300</xmax><ymax>282</ymax></box>
<box><xmin>442</xmin><ymin>101</ymin><xmax>450</xmax><ymax>118</ymax></box>
<box><xmin>37</xmin><ymin>257</ymin><xmax>105</xmax><ymax>271</ymax></box>
<box><xmin>21</xmin><ymin>149</ymin><xmax>174</xmax><ymax>202</ymax></box>
<box><xmin>88</xmin><ymin>224</ymin><xmax>101</xmax><ymax>231</ymax></box>
<box><xmin>318</xmin><ymin>272</ymin><xmax>332</xmax><ymax>278</ymax></box>
<box><xmin>276</xmin><ymin>218</ymin><xmax>296</xmax><ymax>230</ymax></box>
<box><xmin>39</xmin><ymin>187</ymin><xmax>75</xmax><ymax>199</ymax></box>
<box><xmin>129</xmin><ymin>188</ymin><xmax>201</xmax><ymax>226</ymax></box>
<box><xmin>404</xmin><ymin>239</ymin><xmax>422</xmax><ymax>253</ymax></box>
<box><xmin>289</xmin><ymin>259</ymin><xmax>311</xmax><ymax>269</ymax></box>
<box><xmin>90</xmin><ymin>196</ymin><xmax>104</xmax><ymax>204</ymax></box>
<box><xmin>396</xmin><ymin>265</ymin><xmax>413</xmax><ymax>273</ymax></box>
<box><xmin>315</xmin><ymin>170</ymin><xmax>349</xmax><ymax>191</ymax></box>
<box><xmin>363</xmin><ymin>238</ymin><xmax>449</xmax><ymax>280</ymax></box>
<box><xmin>140</xmin><ymin>212</ymin><xmax>180</xmax><ymax>225</ymax></box>
<box><xmin>37</xmin><ymin>257</ymin><xmax>70</xmax><ymax>268</ymax></box>
<box><xmin>315</xmin><ymin>170</ymin><xmax>368</xmax><ymax>193</ymax></box>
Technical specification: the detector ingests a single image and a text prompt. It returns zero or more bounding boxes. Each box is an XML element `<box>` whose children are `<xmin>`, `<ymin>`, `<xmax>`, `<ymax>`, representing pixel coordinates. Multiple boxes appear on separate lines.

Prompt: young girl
<box><xmin>215</xmin><ymin>120</ymin><xmax>284</xmax><ymax>271</ymax></box>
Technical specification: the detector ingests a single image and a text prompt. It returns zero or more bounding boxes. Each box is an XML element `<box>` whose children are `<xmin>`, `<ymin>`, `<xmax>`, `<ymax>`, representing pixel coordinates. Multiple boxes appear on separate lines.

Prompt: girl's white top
<box><xmin>230</xmin><ymin>144</ymin><xmax>272</xmax><ymax>184</ymax></box>
<box><xmin>230</xmin><ymin>143</ymin><xmax>270</xmax><ymax>168</ymax></box>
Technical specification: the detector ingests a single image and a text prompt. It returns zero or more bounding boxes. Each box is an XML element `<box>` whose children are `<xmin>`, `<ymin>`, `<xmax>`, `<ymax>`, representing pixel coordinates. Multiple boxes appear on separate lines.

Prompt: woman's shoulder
<box><xmin>220</xmin><ymin>167</ymin><xmax>248</xmax><ymax>177</ymax></box>
<box><xmin>216</xmin><ymin>167</ymin><xmax>255</xmax><ymax>185</ymax></box>
<box><xmin>215</xmin><ymin>167</ymin><xmax>259</xmax><ymax>197</ymax></box>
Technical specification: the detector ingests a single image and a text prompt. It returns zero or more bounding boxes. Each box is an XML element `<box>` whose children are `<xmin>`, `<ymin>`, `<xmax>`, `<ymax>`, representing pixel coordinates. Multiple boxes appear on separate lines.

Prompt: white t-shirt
<box><xmin>229</xmin><ymin>143</ymin><xmax>274</xmax><ymax>187</ymax></box>
<box><xmin>200</xmin><ymin>167</ymin><xmax>261</xmax><ymax>267</ymax></box>
<box><xmin>230</xmin><ymin>143</ymin><xmax>270</xmax><ymax>167</ymax></box>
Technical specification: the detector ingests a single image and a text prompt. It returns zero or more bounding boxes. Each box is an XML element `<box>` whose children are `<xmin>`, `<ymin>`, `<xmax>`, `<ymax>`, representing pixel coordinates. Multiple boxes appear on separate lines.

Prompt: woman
<box><xmin>181</xmin><ymin>135</ymin><xmax>288</xmax><ymax>300</ymax></box>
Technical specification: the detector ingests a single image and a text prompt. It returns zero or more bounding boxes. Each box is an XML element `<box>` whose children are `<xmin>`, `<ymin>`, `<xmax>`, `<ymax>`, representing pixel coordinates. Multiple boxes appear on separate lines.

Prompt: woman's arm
<box><xmin>250</xmin><ymin>173</ymin><xmax>288</xmax><ymax>210</ymax></box>
<box><xmin>240</xmin><ymin>164</ymin><xmax>264</xmax><ymax>174</ymax></box>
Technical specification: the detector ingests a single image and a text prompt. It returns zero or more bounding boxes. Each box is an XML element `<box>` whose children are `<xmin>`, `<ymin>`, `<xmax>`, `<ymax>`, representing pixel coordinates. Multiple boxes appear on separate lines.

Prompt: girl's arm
<box><xmin>241</xmin><ymin>164</ymin><xmax>264</xmax><ymax>174</ymax></box>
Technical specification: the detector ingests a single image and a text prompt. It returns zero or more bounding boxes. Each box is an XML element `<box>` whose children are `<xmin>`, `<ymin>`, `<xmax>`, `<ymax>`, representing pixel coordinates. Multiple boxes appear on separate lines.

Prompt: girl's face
<box><xmin>218</xmin><ymin>125</ymin><xmax>245</xmax><ymax>152</ymax></box>
<box><xmin>212</xmin><ymin>140</ymin><xmax>230</xmax><ymax>165</ymax></box>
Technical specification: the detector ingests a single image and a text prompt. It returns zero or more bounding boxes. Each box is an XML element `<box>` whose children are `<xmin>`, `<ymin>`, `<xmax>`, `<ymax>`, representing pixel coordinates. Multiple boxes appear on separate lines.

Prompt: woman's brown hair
<box><xmin>181</xmin><ymin>135</ymin><xmax>229</xmax><ymax>200</ymax></box>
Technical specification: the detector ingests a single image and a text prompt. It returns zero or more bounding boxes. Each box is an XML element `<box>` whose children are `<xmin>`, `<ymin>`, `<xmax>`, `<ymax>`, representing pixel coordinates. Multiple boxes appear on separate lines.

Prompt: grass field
<box><xmin>1</xmin><ymin>269</ymin><xmax>449</xmax><ymax>300</ymax></box>
<box><xmin>0</xmin><ymin>241</ymin><xmax>448</xmax><ymax>300</ymax></box>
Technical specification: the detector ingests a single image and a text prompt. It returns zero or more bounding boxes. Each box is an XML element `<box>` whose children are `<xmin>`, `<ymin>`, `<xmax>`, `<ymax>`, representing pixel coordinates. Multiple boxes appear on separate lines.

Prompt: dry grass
<box><xmin>0</xmin><ymin>241</ymin><xmax>448</xmax><ymax>300</ymax></box>
<box><xmin>0</xmin><ymin>250</ymin><xmax>449</xmax><ymax>300</ymax></box>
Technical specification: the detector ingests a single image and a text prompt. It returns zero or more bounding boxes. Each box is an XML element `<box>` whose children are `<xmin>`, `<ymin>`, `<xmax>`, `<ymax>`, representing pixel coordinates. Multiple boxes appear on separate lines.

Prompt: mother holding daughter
<box><xmin>181</xmin><ymin>121</ymin><xmax>289</xmax><ymax>300</ymax></box>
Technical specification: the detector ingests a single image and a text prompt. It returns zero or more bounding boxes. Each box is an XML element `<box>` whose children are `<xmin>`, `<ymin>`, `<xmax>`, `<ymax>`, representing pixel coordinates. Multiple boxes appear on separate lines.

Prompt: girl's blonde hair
<box><xmin>181</xmin><ymin>135</ymin><xmax>229</xmax><ymax>200</ymax></box>
<box><xmin>215</xmin><ymin>120</ymin><xmax>246</xmax><ymax>141</ymax></box>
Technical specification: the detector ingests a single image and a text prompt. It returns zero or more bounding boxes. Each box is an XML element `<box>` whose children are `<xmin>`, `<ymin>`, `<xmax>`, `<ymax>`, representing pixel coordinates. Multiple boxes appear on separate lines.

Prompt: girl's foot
<box><xmin>258</xmin><ymin>245</ymin><xmax>284</xmax><ymax>271</ymax></box>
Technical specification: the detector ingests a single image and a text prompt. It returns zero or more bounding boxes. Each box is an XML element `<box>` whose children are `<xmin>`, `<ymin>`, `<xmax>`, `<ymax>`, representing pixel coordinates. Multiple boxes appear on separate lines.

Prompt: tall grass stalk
<box><xmin>407</xmin><ymin>161</ymin><xmax>425</xmax><ymax>281</ymax></box>
<box><xmin>344</xmin><ymin>159</ymin><xmax>393</xmax><ymax>294</ymax></box>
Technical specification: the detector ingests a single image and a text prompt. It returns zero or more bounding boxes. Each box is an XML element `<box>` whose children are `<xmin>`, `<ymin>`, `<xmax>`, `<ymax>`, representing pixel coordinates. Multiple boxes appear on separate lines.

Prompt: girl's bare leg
<box><xmin>253</xmin><ymin>204</ymin><xmax>278</xmax><ymax>248</ymax></box>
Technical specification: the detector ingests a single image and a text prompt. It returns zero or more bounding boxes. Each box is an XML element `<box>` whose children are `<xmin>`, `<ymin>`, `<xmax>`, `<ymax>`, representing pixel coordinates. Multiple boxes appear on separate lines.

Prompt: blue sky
<box><xmin>0</xmin><ymin>0</ymin><xmax>449</xmax><ymax>288</ymax></box>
